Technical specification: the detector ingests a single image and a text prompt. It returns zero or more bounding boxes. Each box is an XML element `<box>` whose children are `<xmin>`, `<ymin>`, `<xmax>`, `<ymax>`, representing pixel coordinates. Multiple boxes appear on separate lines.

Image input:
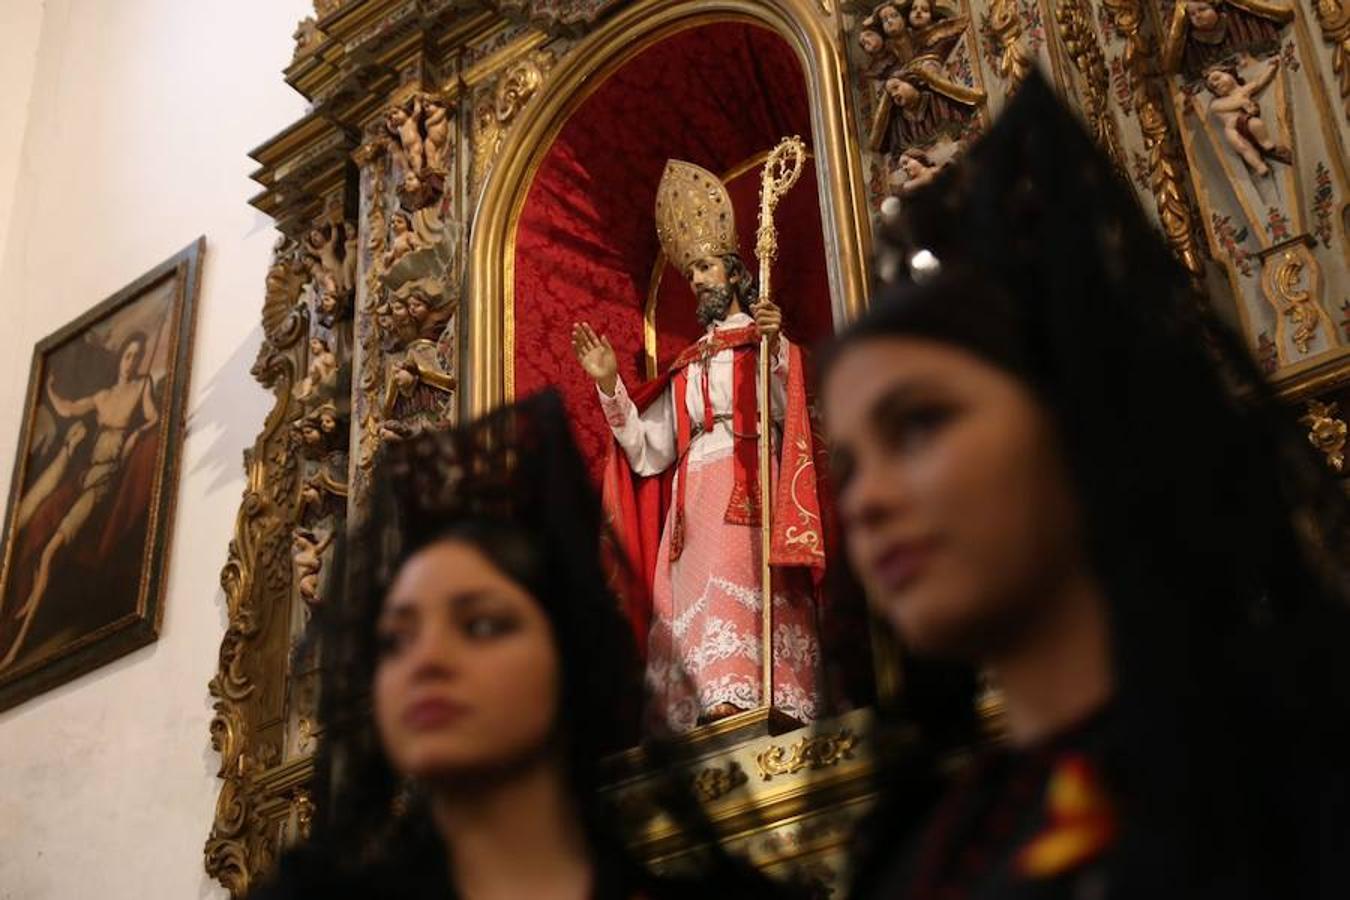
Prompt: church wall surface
<box><xmin>0</xmin><ymin>2</ymin><xmax>310</xmax><ymax>898</ymax></box>
<box><xmin>0</xmin><ymin>0</ymin><xmax>44</xmax><ymax>270</ymax></box>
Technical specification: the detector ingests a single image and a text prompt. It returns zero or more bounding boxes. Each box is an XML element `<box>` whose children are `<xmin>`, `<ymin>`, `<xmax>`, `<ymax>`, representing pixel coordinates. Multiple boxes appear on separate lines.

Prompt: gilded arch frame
<box><xmin>464</xmin><ymin>0</ymin><xmax>874</xmax><ymax>416</ymax></box>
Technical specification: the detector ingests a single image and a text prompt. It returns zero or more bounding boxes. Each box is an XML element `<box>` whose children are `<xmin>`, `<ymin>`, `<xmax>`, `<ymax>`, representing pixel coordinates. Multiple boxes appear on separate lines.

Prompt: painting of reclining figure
<box><xmin>0</xmin><ymin>239</ymin><xmax>202</xmax><ymax>711</ymax></box>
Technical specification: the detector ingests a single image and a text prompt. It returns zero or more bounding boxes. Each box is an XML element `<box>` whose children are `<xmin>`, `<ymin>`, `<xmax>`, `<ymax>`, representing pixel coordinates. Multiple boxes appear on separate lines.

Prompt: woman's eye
<box><xmin>375</xmin><ymin>629</ymin><xmax>411</xmax><ymax>658</ymax></box>
<box><xmin>463</xmin><ymin>614</ymin><xmax>517</xmax><ymax>640</ymax></box>
<box><xmin>883</xmin><ymin>406</ymin><xmax>953</xmax><ymax>453</ymax></box>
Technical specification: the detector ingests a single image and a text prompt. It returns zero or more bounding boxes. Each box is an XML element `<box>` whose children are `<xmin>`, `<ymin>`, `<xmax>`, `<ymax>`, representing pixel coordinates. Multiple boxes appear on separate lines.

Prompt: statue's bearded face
<box><xmin>689</xmin><ymin>255</ymin><xmax>737</xmax><ymax>327</ymax></box>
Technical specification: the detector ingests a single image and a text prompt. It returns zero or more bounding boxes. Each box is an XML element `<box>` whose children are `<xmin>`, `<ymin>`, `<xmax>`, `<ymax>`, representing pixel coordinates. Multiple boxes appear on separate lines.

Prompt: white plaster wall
<box><xmin>0</xmin><ymin>2</ymin><xmax>311</xmax><ymax>898</ymax></box>
<box><xmin>0</xmin><ymin>0</ymin><xmax>45</xmax><ymax>266</ymax></box>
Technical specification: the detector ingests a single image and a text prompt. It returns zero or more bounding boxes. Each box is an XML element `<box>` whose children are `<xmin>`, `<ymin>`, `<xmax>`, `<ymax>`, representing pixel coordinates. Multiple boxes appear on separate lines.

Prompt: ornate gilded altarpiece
<box><xmin>207</xmin><ymin>0</ymin><xmax>1350</xmax><ymax>895</ymax></box>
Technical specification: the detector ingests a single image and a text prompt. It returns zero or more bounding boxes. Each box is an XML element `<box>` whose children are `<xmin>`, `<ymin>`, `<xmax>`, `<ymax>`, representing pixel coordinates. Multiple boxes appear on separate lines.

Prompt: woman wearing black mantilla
<box><xmin>247</xmin><ymin>391</ymin><xmax>806</xmax><ymax>900</ymax></box>
<box><xmin>826</xmin><ymin>74</ymin><xmax>1350</xmax><ymax>899</ymax></box>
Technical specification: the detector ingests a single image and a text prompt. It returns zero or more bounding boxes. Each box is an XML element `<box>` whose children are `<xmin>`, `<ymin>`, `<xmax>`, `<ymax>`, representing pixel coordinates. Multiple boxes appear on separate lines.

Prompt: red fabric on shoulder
<box><xmin>599</xmin><ymin>370</ymin><xmax>674</xmax><ymax>657</ymax></box>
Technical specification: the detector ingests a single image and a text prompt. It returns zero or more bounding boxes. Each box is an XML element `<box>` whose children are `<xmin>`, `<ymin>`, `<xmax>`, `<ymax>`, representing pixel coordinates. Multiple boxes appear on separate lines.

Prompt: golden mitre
<box><xmin>654</xmin><ymin>159</ymin><xmax>738</xmax><ymax>275</ymax></box>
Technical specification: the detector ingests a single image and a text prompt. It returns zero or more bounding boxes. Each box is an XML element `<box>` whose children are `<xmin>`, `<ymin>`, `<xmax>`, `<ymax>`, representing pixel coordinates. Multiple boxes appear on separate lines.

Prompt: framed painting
<box><xmin>0</xmin><ymin>237</ymin><xmax>204</xmax><ymax>711</ymax></box>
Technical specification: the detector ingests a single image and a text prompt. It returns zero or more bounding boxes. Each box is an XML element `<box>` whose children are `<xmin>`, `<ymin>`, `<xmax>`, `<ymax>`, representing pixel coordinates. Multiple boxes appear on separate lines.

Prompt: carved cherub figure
<box><xmin>895</xmin><ymin>147</ymin><xmax>945</xmax><ymax>194</ymax></box>
<box><xmin>387</xmin><ymin>99</ymin><xmax>426</xmax><ymax>176</ymax></box>
<box><xmin>293</xmin><ymin>528</ymin><xmax>335</xmax><ymax>608</ymax></box>
<box><xmin>383</xmin><ymin>212</ymin><xmax>420</xmax><ymax>269</ymax></box>
<box><xmin>292</xmin><ymin>16</ymin><xmax>323</xmax><ymax>59</ymax></box>
<box><xmin>342</xmin><ymin>225</ymin><xmax>358</xmax><ymax>291</ymax></box>
<box><xmin>316</xmin><ymin>273</ymin><xmax>351</xmax><ymax>327</ymax></box>
<box><xmin>877</xmin><ymin>64</ymin><xmax>981</xmax><ymax>149</ymax></box>
<box><xmin>908</xmin><ymin>0</ymin><xmax>935</xmax><ymax>28</ymax></box>
<box><xmin>295</xmin><ymin>416</ymin><xmax>325</xmax><ymax>453</ymax></box>
<box><xmin>398</xmin><ymin>168</ymin><xmax>444</xmax><ymax>211</ymax></box>
<box><xmin>316</xmin><ymin>402</ymin><xmax>342</xmax><ymax>439</ymax></box>
<box><xmin>298</xmin><ymin>478</ymin><xmax>324</xmax><ymax>522</ymax></box>
<box><xmin>294</xmin><ymin>403</ymin><xmax>343</xmax><ymax>457</ymax></box>
<box><xmin>859</xmin><ymin>23</ymin><xmax>885</xmax><ymax>56</ymax></box>
<box><xmin>299</xmin><ymin>479</ymin><xmax>328</xmax><ymax>525</ymax></box>
<box><xmin>389</xmin><ymin>297</ymin><xmax>414</xmax><ymax>341</ymax></box>
<box><xmin>406</xmin><ymin>292</ymin><xmax>431</xmax><ymax>328</ymax></box>
<box><xmin>402</xmin><ymin>278</ymin><xmax>453</xmax><ymax>336</ymax></box>
<box><xmin>1201</xmin><ymin>59</ymin><xmax>1292</xmax><ymax>177</ymax></box>
<box><xmin>375</xmin><ymin>301</ymin><xmax>396</xmax><ymax>340</ymax></box>
<box><xmin>866</xmin><ymin>0</ymin><xmax>984</xmax><ymax>154</ymax></box>
<box><xmin>298</xmin><ymin>467</ymin><xmax>347</xmax><ymax>526</ymax></box>
<box><xmin>876</xmin><ymin>3</ymin><xmax>911</xmax><ymax>58</ymax></box>
<box><xmin>422</xmin><ymin>99</ymin><xmax>451</xmax><ymax>174</ymax></box>
<box><xmin>858</xmin><ymin>7</ymin><xmax>906</xmax><ymax>79</ymax></box>
<box><xmin>304</xmin><ymin>225</ymin><xmax>347</xmax><ymax>291</ymax></box>
<box><xmin>294</xmin><ymin>336</ymin><xmax>338</xmax><ymax>402</ymax></box>
<box><xmin>1163</xmin><ymin>0</ymin><xmax>1291</xmax><ymax>76</ymax></box>
<box><xmin>382</xmin><ymin>340</ymin><xmax>455</xmax><ymax>435</ymax></box>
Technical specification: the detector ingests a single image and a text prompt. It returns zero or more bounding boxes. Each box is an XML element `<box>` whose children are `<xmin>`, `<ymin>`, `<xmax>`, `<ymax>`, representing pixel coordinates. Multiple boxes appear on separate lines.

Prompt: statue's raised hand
<box><xmin>570</xmin><ymin>321</ymin><xmax>619</xmax><ymax>396</ymax></box>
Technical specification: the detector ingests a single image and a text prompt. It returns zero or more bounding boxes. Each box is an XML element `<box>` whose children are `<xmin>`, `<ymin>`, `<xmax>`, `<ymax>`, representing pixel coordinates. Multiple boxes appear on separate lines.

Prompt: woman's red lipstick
<box><xmin>870</xmin><ymin>539</ymin><xmax>935</xmax><ymax>592</ymax></box>
<box><xmin>403</xmin><ymin>698</ymin><xmax>469</xmax><ymax>730</ymax></box>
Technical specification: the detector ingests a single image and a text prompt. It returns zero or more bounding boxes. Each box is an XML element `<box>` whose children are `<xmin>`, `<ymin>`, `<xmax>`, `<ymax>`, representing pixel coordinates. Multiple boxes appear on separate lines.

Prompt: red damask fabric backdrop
<box><xmin>512</xmin><ymin>21</ymin><xmax>833</xmax><ymax>477</ymax></box>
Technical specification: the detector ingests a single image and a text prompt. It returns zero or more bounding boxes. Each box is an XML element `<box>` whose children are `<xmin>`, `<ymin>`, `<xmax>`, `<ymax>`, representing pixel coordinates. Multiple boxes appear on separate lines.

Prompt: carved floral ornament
<box><xmin>470</xmin><ymin>50</ymin><xmax>557</xmax><ymax>197</ymax></box>
<box><xmin>1301</xmin><ymin>398</ymin><xmax>1348</xmax><ymax>471</ymax></box>
<box><xmin>490</xmin><ymin>0</ymin><xmax>624</xmax><ymax>35</ymax></box>
<box><xmin>692</xmin><ymin>760</ymin><xmax>749</xmax><ymax>802</ymax></box>
<box><xmin>755</xmin><ymin>728</ymin><xmax>860</xmax><ymax>780</ymax></box>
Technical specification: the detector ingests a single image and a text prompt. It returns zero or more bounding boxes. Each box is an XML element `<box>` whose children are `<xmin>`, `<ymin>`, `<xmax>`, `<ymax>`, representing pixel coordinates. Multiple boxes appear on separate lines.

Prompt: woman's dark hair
<box><xmin>832</xmin><ymin>73</ymin><xmax>1350</xmax><ymax>898</ymax></box>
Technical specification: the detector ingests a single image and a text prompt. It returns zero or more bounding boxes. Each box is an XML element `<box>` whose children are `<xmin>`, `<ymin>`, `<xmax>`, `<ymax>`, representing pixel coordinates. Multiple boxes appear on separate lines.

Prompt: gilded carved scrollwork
<box><xmin>1098</xmin><ymin>0</ymin><xmax>1205</xmax><ymax>275</ymax></box>
<box><xmin>692</xmin><ymin>760</ymin><xmax>749</xmax><ymax>802</ymax></box>
<box><xmin>1055</xmin><ymin>0</ymin><xmax>1129</xmax><ymax>177</ymax></box>
<box><xmin>470</xmin><ymin>50</ymin><xmax>557</xmax><ymax>199</ymax></box>
<box><xmin>1313</xmin><ymin>0</ymin><xmax>1350</xmax><ymax>119</ymax></box>
<box><xmin>206</xmin><ymin>239</ymin><xmax>312</xmax><ymax>897</ymax></box>
<box><xmin>983</xmin><ymin>0</ymin><xmax>1032</xmax><ymax>86</ymax></box>
<box><xmin>491</xmin><ymin>0</ymin><xmax>623</xmax><ymax>35</ymax></box>
<box><xmin>293</xmin><ymin>789</ymin><xmax>316</xmax><ymax>842</ymax></box>
<box><xmin>755</xmin><ymin>729</ymin><xmax>860</xmax><ymax>780</ymax></box>
<box><xmin>1260</xmin><ymin>241</ymin><xmax>1328</xmax><ymax>357</ymax></box>
<box><xmin>1301</xmin><ymin>398</ymin><xmax>1348</xmax><ymax>471</ymax></box>
<box><xmin>208</xmin><ymin>206</ymin><xmax>354</xmax><ymax>893</ymax></box>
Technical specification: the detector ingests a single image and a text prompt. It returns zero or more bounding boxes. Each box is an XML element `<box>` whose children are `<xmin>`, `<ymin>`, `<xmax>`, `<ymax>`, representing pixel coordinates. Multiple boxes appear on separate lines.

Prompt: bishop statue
<box><xmin>571</xmin><ymin>160</ymin><xmax>826</xmax><ymax>733</ymax></box>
